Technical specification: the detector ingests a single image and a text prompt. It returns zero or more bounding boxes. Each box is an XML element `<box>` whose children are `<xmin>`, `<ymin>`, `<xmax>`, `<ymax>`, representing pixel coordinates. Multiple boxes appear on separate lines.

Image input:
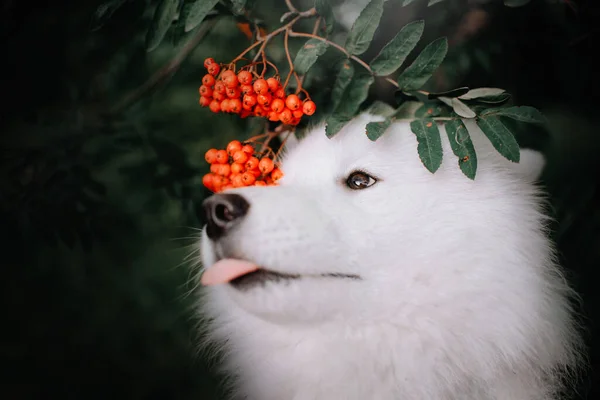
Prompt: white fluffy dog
<box><xmin>197</xmin><ymin>113</ymin><xmax>583</xmax><ymax>400</ymax></box>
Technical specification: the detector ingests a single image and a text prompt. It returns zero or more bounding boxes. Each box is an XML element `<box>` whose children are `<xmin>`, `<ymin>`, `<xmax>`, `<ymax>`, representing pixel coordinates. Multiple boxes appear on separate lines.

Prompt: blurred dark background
<box><xmin>1</xmin><ymin>0</ymin><xmax>598</xmax><ymax>398</ymax></box>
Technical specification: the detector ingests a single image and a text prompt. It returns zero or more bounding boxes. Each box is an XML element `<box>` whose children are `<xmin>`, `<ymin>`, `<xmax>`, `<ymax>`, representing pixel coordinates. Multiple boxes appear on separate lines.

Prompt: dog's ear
<box><xmin>512</xmin><ymin>148</ymin><xmax>546</xmax><ymax>182</ymax></box>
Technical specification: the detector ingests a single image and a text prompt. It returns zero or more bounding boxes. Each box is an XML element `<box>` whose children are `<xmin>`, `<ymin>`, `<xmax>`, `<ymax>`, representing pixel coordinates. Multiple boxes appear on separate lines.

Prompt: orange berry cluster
<box><xmin>199</xmin><ymin>58</ymin><xmax>316</xmax><ymax>125</ymax></box>
<box><xmin>203</xmin><ymin>140</ymin><xmax>284</xmax><ymax>193</ymax></box>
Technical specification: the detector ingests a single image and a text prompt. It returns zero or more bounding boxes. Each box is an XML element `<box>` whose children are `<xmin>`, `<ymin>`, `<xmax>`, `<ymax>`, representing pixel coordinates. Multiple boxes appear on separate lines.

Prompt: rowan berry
<box><xmin>220</xmin><ymin>99</ymin><xmax>230</xmax><ymax>112</ymax></box>
<box><xmin>226</xmin><ymin>87</ymin><xmax>241</xmax><ymax>99</ymax></box>
<box><xmin>233</xmin><ymin>150</ymin><xmax>249</xmax><ymax>164</ymax></box>
<box><xmin>213</xmin><ymin>91</ymin><xmax>225</xmax><ymax>102</ymax></box>
<box><xmin>279</xmin><ymin>108</ymin><xmax>293</xmax><ymax>124</ymax></box>
<box><xmin>237</xmin><ymin>70</ymin><xmax>252</xmax><ymax>85</ymax></box>
<box><xmin>253</xmin><ymin>105</ymin><xmax>266</xmax><ymax>117</ymax></box>
<box><xmin>241</xmin><ymin>84</ymin><xmax>254</xmax><ymax>95</ymax></box>
<box><xmin>231</xmin><ymin>162</ymin><xmax>244</xmax><ymax>174</ymax></box>
<box><xmin>302</xmin><ymin>100</ymin><xmax>316</xmax><ymax>116</ymax></box>
<box><xmin>241</xmin><ymin>172</ymin><xmax>256</xmax><ymax>186</ymax></box>
<box><xmin>229</xmin><ymin>98</ymin><xmax>242</xmax><ymax>114</ymax></box>
<box><xmin>266</xmin><ymin>77</ymin><xmax>280</xmax><ymax>92</ymax></box>
<box><xmin>268</xmin><ymin>111</ymin><xmax>280</xmax><ymax>122</ymax></box>
<box><xmin>205</xmin><ymin>148</ymin><xmax>218</xmax><ymax>164</ymax></box>
<box><xmin>240</xmin><ymin>109</ymin><xmax>251</xmax><ymax>118</ymax></box>
<box><xmin>232</xmin><ymin>174</ymin><xmax>244</xmax><ymax>188</ymax></box>
<box><xmin>209</xmin><ymin>100</ymin><xmax>221</xmax><ymax>113</ymax></box>
<box><xmin>210</xmin><ymin>164</ymin><xmax>220</xmax><ymax>174</ymax></box>
<box><xmin>253</xmin><ymin>79</ymin><xmax>269</xmax><ymax>95</ymax></box>
<box><xmin>258</xmin><ymin>157</ymin><xmax>274</xmax><ymax>174</ymax></box>
<box><xmin>216</xmin><ymin>163</ymin><xmax>231</xmax><ymax>176</ymax></box>
<box><xmin>249</xmin><ymin>168</ymin><xmax>261</xmax><ymax>178</ymax></box>
<box><xmin>207</xmin><ymin>63</ymin><xmax>220</xmax><ymax>76</ymax></box>
<box><xmin>214</xmin><ymin>81</ymin><xmax>226</xmax><ymax>93</ymax></box>
<box><xmin>203</xmin><ymin>173</ymin><xmax>215</xmax><ymax>190</ymax></box>
<box><xmin>257</xmin><ymin>92</ymin><xmax>272</xmax><ymax>107</ymax></box>
<box><xmin>271</xmin><ymin>168</ymin><xmax>283</xmax><ymax>181</ymax></box>
<box><xmin>199</xmin><ymin>96</ymin><xmax>211</xmax><ymax>107</ymax></box>
<box><xmin>254</xmin><ymin>180</ymin><xmax>267</xmax><ymax>187</ymax></box>
<box><xmin>215</xmin><ymin>150</ymin><xmax>228</xmax><ymax>164</ymax></box>
<box><xmin>273</xmin><ymin>87</ymin><xmax>285</xmax><ymax>98</ymax></box>
<box><xmin>204</xmin><ymin>58</ymin><xmax>215</xmax><ymax>68</ymax></box>
<box><xmin>222</xmin><ymin>184</ymin><xmax>234</xmax><ymax>191</ymax></box>
<box><xmin>226</xmin><ymin>140</ymin><xmax>242</xmax><ymax>156</ymax></box>
<box><xmin>243</xmin><ymin>94</ymin><xmax>257</xmax><ymax>108</ymax></box>
<box><xmin>245</xmin><ymin>156</ymin><xmax>259</xmax><ymax>170</ymax></box>
<box><xmin>285</xmin><ymin>94</ymin><xmax>301</xmax><ymax>111</ymax></box>
<box><xmin>199</xmin><ymin>85</ymin><xmax>213</xmax><ymax>97</ymax></box>
<box><xmin>242</xmin><ymin>144</ymin><xmax>254</xmax><ymax>154</ymax></box>
<box><xmin>222</xmin><ymin>71</ymin><xmax>238</xmax><ymax>88</ymax></box>
<box><xmin>202</xmin><ymin>74</ymin><xmax>215</xmax><ymax>87</ymax></box>
<box><xmin>292</xmin><ymin>109</ymin><xmax>304</xmax><ymax>119</ymax></box>
<box><xmin>271</xmin><ymin>98</ymin><xmax>285</xmax><ymax>113</ymax></box>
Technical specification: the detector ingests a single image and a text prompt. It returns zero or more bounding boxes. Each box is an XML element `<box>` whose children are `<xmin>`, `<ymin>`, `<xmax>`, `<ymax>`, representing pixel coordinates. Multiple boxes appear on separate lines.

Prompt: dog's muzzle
<box><xmin>202</xmin><ymin>193</ymin><xmax>250</xmax><ymax>240</ymax></box>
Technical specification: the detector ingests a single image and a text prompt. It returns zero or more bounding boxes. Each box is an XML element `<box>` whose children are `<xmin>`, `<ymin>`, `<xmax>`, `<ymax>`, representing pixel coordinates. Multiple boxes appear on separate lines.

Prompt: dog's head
<box><xmin>199</xmin><ymin>113</ymin><xmax>548</xmax><ymax>327</ymax></box>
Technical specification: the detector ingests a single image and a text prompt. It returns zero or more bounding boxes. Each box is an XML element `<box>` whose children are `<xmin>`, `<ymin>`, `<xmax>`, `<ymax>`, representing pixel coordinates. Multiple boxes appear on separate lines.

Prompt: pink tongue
<box><xmin>201</xmin><ymin>258</ymin><xmax>259</xmax><ymax>286</ymax></box>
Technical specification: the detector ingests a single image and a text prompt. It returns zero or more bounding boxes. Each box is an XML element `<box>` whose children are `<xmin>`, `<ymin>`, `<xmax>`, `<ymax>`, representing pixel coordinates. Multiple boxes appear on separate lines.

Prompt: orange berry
<box><xmin>220</xmin><ymin>99</ymin><xmax>231</xmax><ymax>112</ymax></box>
<box><xmin>240</xmin><ymin>109</ymin><xmax>251</xmax><ymax>118</ymax></box>
<box><xmin>199</xmin><ymin>85</ymin><xmax>213</xmax><ymax>97</ymax></box>
<box><xmin>205</xmin><ymin>148</ymin><xmax>218</xmax><ymax>164</ymax></box>
<box><xmin>233</xmin><ymin>150</ymin><xmax>249</xmax><ymax>164</ymax></box>
<box><xmin>222</xmin><ymin>71</ymin><xmax>239</xmax><ymax>88</ymax></box>
<box><xmin>266</xmin><ymin>77</ymin><xmax>280</xmax><ymax>92</ymax></box>
<box><xmin>231</xmin><ymin>162</ymin><xmax>244</xmax><ymax>174</ymax></box>
<box><xmin>241</xmin><ymin>84</ymin><xmax>254</xmax><ymax>95</ymax></box>
<box><xmin>226</xmin><ymin>87</ymin><xmax>241</xmax><ymax>99</ymax></box>
<box><xmin>302</xmin><ymin>100</ymin><xmax>316</xmax><ymax>115</ymax></box>
<box><xmin>213</xmin><ymin>163</ymin><xmax>230</xmax><ymax>176</ymax></box>
<box><xmin>242</xmin><ymin>144</ymin><xmax>254</xmax><ymax>154</ymax></box>
<box><xmin>213</xmin><ymin>91</ymin><xmax>225</xmax><ymax>102</ymax></box>
<box><xmin>232</xmin><ymin>174</ymin><xmax>244</xmax><ymax>188</ymax></box>
<box><xmin>221</xmin><ymin>184</ymin><xmax>234</xmax><ymax>191</ymax></box>
<box><xmin>285</xmin><ymin>94</ymin><xmax>301</xmax><ymax>110</ymax></box>
<box><xmin>258</xmin><ymin>157</ymin><xmax>274</xmax><ymax>174</ymax></box>
<box><xmin>203</xmin><ymin>173</ymin><xmax>215</xmax><ymax>190</ymax></box>
<box><xmin>290</xmin><ymin>117</ymin><xmax>301</xmax><ymax>126</ymax></box>
<box><xmin>210</xmin><ymin>163</ymin><xmax>220</xmax><ymax>174</ymax></box>
<box><xmin>245</xmin><ymin>156</ymin><xmax>259</xmax><ymax>170</ymax></box>
<box><xmin>257</xmin><ymin>92</ymin><xmax>272</xmax><ymax>107</ymax></box>
<box><xmin>241</xmin><ymin>172</ymin><xmax>256</xmax><ymax>186</ymax></box>
<box><xmin>243</xmin><ymin>94</ymin><xmax>257</xmax><ymax>108</ymax></box>
<box><xmin>279</xmin><ymin>108</ymin><xmax>293</xmax><ymax>124</ymax></box>
<box><xmin>273</xmin><ymin>87</ymin><xmax>285</xmax><ymax>98</ymax></box>
<box><xmin>254</xmin><ymin>180</ymin><xmax>267</xmax><ymax>187</ymax></box>
<box><xmin>202</xmin><ymin>74</ymin><xmax>215</xmax><ymax>87</ymax></box>
<box><xmin>292</xmin><ymin>109</ymin><xmax>304</xmax><ymax>119</ymax></box>
<box><xmin>204</xmin><ymin>58</ymin><xmax>215</xmax><ymax>68</ymax></box>
<box><xmin>229</xmin><ymin>98</ymin><xmax>242</xmax><ymax>113</ymax></box>
<box><xmin>253</xmin><ymin>105</ymin><xmax>266</xmax><ymax>117</ymax></box>
<box><xmin>253</xmin><ymin>79</ymin><xmax>269</xmax><ymax>95</ymax></box>
<box><xmin>250</xmin><ymin>168</ymin><xmax>261</xmax><ymax>178</ymax></box>
<box><xmin>237</xmin><ymin>70</ymin><xmax>252</xmax><ymax>85</ymax></box>
<box><xmin>215</xmin><ymin>150</ymin><xmax>228</xmax><ymax>164</ymax></box>
<box><xmin>214</xmin><ymin>81</ymin><xmax>226</xmax><ymax>93</ymax></box>
<box><xmin>207</xmin><ymin>63</ymin><xmax>220</xmax><ymax>76</ymax></box>
<box><xmin>199</xmin><ymin>96</ymin><xmax>212</xmax><ymax>107</ymax></box>
<box><xmin>271</xmin><ymin>98</ymin><xmax>285</xmax><ymax>113</ymax></box>
<box><xmin>227</xmin><ymin>140</ymin><xmax>243</xmax><ymax>156</ymax></box>
<box><xmin>271</xmin><ymin>168</ymin><xmax>283</xmax><ymax>181</ymax></box>
<box><xmin>209</xmin><ymin>100</ymin><xmax>221</xmax><ymax>113</ymax></box>
<box><xmin>268</xmin><ymin>111</ymin><xmax>280</xmax><ymax>122</ymax></box>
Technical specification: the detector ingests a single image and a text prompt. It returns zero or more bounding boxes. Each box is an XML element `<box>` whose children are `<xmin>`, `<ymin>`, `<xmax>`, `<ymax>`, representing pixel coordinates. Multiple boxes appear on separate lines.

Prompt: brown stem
<box><xmin>109</xmin><ymin>18</ymin><xmax>217</xmax><ymax>115</ymax></box>
<box><xmin>282</xmin><ymin>28</ymin><xmax>294</xmax><ymax>88</ymax></box>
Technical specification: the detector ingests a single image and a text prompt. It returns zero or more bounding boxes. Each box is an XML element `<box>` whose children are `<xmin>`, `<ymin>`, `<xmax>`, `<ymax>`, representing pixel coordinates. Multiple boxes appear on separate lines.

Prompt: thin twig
<box><xmin>282</xmin><ymin>28</ymin><xmax>294</xmax><ymax>88</ymax></box>
<box><xmin>296</xmin><ymin>17</ymin><xmax>322</xmax><ymax>88</ymax></box>
<box><xmin>109</xmin><ymin>19</ymin><xmax>217</xmax><ymax>115</ymax></box>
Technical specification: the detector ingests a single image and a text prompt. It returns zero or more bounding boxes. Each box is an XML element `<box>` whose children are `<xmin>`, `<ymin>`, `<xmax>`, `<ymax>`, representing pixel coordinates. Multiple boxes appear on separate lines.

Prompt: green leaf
<box><xmin>146</xmin><ymin>0</ymin><xmax>181</xmax><ymax>52</ymax></box>
<box><xmin>230</xmin><ymin>0</ymin><xmax>247</xmax><ymax>14</ymax></box>
<box><xmin>366</xmin><ymin>119</ymin><xmax>392</xmax><ymax>141</ymax></box>
<box><xmin>91</xmin><ymin>0</ymin><xmax>127</xmax><ymax>31</ymax></box>
<box><xmin>445</xmin><ymin>119</ymin><xmax>478</xmax><ymax>179</ymax></box>
<box><xmin>504</xmin><ymin>0</ymin><xmax>531</xmax><ymax>7</ymax></box>
<box><xmin>415</xmin><ymin>103</ymin><xmax>445</xmax><ymax>117</ymax></box>
<box><xmin>184</xmin><ymin>0</ymin><xmax>219</xmax><ymax>32</ymax></box>
<box><xmin>444</xmin><ymin>97</ymin><xmax>476</xmax><ymax>118</ymax></box>
<box><xmin>476</xmin><ymin>116</ymin><xmax>520</xmax><ymax>162</ymax></box>
<box><xmin>326</xmin><ymin>116</ymin><xmax>351</xmax><ymax>138</ymax></box>
<box><xmin>331</xmin><ymin>60</ymin><xmax>355</xmax><ymax>110</ymax></box>
<box><xmin>428</xmin><ymin>0</ymin><xmax>446</xmax><ymax>5</ymax></box>
<box><xmin>480</xmin><ymin>106</ymin><xmax>546</xmax><ymax>124</ymax></box>
<box><xmin>459</xmin><ymin>87</ymin><xmax>506</xmax><ymax>100</ymax></box>
<box><xmin>396</xmin><ymin>37</ymin><xmax>448</xmax><ymax>91</ymax></box>
<box><xmin>316</xmin><ymin>0</ymin><xmax>335</xmax><ymax>34</ymax></box>
<box><xmin>370</xmin><ymin>20</ymin><xmax>424</xmax><ymax>76</ymax></box>
<box><xmin>410</xmin><ymin>118</ymin><xmax>443</xmax><ymax>173</ymax></box>
<box><xmin>428</xmin><ymin>87</ymin><xmax>469</xmax><ymax>99</ymax></box>
<box><xmin>333</xmin><ymin>73</ymin><xmax>374</xmax><ymax>118</ymax></box>
<box><xmin>345</xmin><ymin>0</ymin><xmax>385</xmax><ymax>55</ymax></box>
<box><xmin>293</xmin><ymin>39</ymin><xmax>329</xmax><ymax>75</ymax></box>
<box><xmin>366</xmin><ymin>101</ymin><xmax>396</xmax><ymax>117</ymax></box>
<box><xmin>401</xmin><ymin>0</ymin><xmax>420</xmax><ymax>5</ymax></box>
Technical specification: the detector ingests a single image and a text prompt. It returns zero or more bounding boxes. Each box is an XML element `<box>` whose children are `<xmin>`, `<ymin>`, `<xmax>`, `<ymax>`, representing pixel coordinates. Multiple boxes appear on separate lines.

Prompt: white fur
<box><xmin>196</xmin><ymin>113</ymin><xmax>583</xmax><ymax>400</ymax></box>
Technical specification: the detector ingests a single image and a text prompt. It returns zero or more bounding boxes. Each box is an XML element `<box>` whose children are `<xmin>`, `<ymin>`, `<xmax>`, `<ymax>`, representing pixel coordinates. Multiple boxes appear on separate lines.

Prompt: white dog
<box><xmin>196</xmin><ymin>113</ymin><xmax>583</xmax><ymax>400</ymax></box>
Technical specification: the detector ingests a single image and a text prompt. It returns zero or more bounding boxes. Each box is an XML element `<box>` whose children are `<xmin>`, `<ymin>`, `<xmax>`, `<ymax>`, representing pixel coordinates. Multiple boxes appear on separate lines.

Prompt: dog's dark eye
<box><xmin>346</xmin><ymin>171</ymin><xmax>377</xmax><ymax>190</ymax></box>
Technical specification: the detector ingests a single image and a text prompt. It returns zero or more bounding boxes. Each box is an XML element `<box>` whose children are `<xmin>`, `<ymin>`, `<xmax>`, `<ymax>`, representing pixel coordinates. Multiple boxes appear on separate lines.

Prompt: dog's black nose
<box><xmin>202</xmin><ymin>193</ymin><xmax>250</xmax><ymax>240</ymax></box>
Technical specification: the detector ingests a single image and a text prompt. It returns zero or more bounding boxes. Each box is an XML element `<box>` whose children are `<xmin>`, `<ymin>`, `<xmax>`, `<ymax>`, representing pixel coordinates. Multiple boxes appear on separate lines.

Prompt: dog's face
<box><xmin>200</xmin><ymin>113</ymin><xmax>546</xmax><ymax>326</ymax></box>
